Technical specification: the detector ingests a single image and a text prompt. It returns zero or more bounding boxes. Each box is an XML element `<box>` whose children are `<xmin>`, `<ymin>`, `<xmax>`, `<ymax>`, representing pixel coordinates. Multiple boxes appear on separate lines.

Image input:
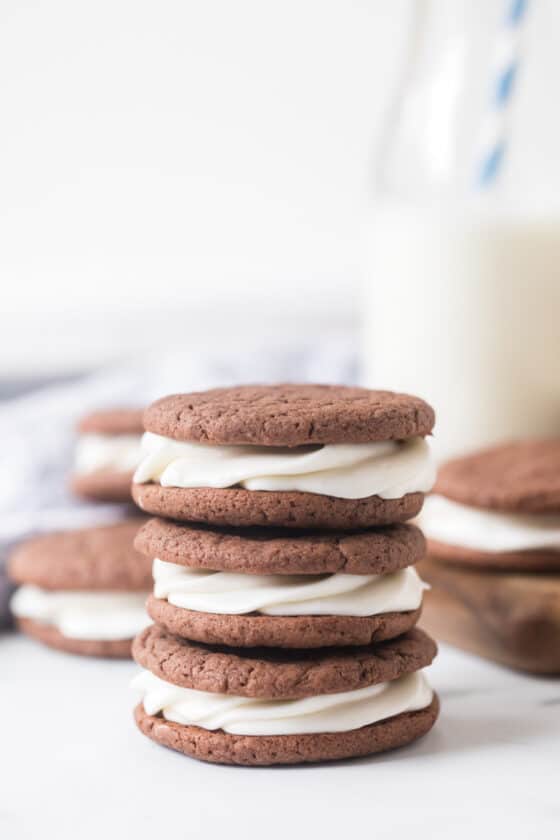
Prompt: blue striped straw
<box><xmin>477</xmin><ymin>0</ymin><xmax>530</xmax><ymax>188</ymax></box>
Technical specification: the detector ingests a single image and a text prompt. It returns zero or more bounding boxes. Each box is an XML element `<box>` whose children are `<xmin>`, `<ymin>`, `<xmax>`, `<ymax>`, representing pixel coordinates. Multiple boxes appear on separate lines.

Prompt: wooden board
<box><xmin>418</xmin><ymin>557</ymin><xmax>560</xmax><ymax>674</ymax></box>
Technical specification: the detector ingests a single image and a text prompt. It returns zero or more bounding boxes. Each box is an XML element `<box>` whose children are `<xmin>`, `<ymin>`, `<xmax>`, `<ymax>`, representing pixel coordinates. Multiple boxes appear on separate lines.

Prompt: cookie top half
<box><xmin>435</xmin><ymin>439</ymin><xmax>560</xmax><ymax>513</ymax></box>
<box><xmin>9</xmin><ymin>519</ymin><xmax>152</xmax><ymax>591</ymax></box>
<box><xmin>78</xmin><ymin>408</ymin><xmax>144</xmax><ymax>436</ymax></box>
<box><xmin>135</xmin><ymin>518</ymin><xmax>425</xmax><ymax>575</ymax></box>
<box><xmin>133</xmin><ymin>624</ymin><xmax>437</xmax><ymax>699</ymax></box>
<box><xmin>143</xmin><ymin>384</ymin><xmax>435</xmax><ymax>447</ymax></box>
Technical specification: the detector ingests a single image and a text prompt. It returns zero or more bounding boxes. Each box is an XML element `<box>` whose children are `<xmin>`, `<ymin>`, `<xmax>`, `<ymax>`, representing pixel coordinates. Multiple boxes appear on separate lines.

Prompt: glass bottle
<box><xmin>363</xmin><ymin>0</ymin><xmax>560</xmax><ymax>458</ymax></box>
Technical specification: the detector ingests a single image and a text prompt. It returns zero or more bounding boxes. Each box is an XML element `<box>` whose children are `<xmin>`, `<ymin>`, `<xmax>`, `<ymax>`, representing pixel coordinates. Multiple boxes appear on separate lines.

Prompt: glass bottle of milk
<box><xmin>363</xmin><ymin>0</ymin><xmax>560</xmax><ymax>459</ymax></box>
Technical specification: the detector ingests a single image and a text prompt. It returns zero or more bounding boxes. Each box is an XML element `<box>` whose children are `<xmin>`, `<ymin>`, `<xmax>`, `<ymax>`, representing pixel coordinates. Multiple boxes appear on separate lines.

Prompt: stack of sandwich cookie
<box><xmin>131</xmin><ymin>384</ymin><xmax>440</xmax><ymax>764</ymax></box>
<box><xmin>418</xmin><ymin>440</ymin><xmax>560</xmax><ymax>673</ymax></box>
<box><xmin>71</xmin><ymin>408</ymin><xmax>144</xmax><ymax>502</ymax></box>
<box><xmin>10</xmin><ymin>520</ymin><xmax>151</xmax><ymax>657</ymax></box>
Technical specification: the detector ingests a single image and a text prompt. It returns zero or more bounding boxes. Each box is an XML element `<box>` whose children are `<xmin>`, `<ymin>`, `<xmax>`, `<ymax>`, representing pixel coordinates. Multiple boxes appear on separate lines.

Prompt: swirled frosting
<box><xmin>132</xmin><ymin>668</ymin><xmax>433</xmax><ymax>735</ymax></box>
<box><xmin>11</xmin><ymin>585</ymin><xmax>149</xmax><ymax>640</ymax></box>
<box><xmin>152</xmin><ymin>559</ymin><xmax>427</xmax><ymax>616</ymax></box>
<box><xmin>134</xmin><ymin>433</ymin><xmax>435</xmax><ymax>500</ymax></box>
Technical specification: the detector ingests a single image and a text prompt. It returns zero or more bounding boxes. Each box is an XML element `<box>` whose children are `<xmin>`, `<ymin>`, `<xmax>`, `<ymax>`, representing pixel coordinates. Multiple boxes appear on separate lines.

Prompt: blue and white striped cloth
<box><xmin>0</xmin><ymin>340</ymin><xmax>358</xmax><ymax>626</ymax></box>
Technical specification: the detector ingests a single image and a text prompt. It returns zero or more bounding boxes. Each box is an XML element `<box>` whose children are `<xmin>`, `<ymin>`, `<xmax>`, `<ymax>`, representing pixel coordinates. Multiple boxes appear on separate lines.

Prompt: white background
<box><xmin>4</xmin><ymin>633</ymin><xmax>560</xmax><ymax>840</ymax></box>
<box><xmin>1</xmin><ymin>0</ymin><xmax>559</xmax><ymax>377</ymax></box>
<box><xmin>0</xmin><ymin>0</ymin><xmax>409</xmax><ymax>375</ymax></box>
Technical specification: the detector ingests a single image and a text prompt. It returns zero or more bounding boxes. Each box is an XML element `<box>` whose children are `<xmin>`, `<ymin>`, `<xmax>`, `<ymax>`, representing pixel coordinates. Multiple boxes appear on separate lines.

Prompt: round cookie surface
<box><xmin>143</xmin><ymin>384</ymin><xmax>435</xmax><ymax>446</ymax></box>
<box><xmin>9</xmin><ymin>519</ymin><xmax>152</xmax><ymax>591</ymax></box>
<box><xmin>135</xmin><ymin>518</ymin><xmax>425</xmax><ymax>575</ymax></box>
<box><xmin>435</xmin><ymin>440</ymin><xmax>560</xmax><ymax>513</ymax></box>
<box><xmin>132</xmin><ymin>485</ymin><xmax>424</xmax><ymax>530</ymax></box>
<box><xmin>133</xmin><ymin>624</ymin><xmax>437</xmax><ymax>699</ymax></box>
<box><xmin>16</xmin><ymin>617</ymin><xmax>132</xmax><ymax>658</ymax></box>
<box><xmin>146</xmin><ymin>595</ymin><xmax>422</xmax><ymax>648</ymax></box>
<box><xmin>134</xmin><ymin>694</ymin><xmax>439</xmax><ymax>766</ymax></box>
<box><xmin>78</xmin><ymin>407</ymin><xmax>144</xmax><ymax>436</ymax></box>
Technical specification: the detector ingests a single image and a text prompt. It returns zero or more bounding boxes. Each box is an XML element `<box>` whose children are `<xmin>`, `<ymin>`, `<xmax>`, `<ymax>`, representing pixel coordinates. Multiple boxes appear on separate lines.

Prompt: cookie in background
<box><xmin>418</xmin><ymin>440</ymin><xmax>560</xmax><ymax>673</ymax></box>
<box><xmin>9</xmin><ymin>519</ymin><xmax>151</xmax><ymax>657</ymax></box>
<box><xmin>71</xmin><ymin>408</ymin><xmax>144</xmax><ymax>503</ymax></box>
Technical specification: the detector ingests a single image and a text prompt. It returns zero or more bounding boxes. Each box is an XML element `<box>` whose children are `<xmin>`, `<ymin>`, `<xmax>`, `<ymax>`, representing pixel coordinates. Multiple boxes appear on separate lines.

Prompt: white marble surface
<box><xmin>3</xmin><ymin>633</ymin><xmax>560</xmax><ymax>840</ymax></box>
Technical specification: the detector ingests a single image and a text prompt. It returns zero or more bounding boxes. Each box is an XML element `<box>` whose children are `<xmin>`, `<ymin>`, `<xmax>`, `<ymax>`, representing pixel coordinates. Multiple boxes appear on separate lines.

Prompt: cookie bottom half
<box><xmin>134</xmin><ymin>695</ymin><xmax>439</xmax><ymax>766</ymax></box>
<box><xmin>17</xmin><ymin>617</ymin><xmax>133</xmax><ymax>658</ymax></box>
<box><xmin>146</xmin><ymin>595</ymin><xmax>422</xmax><ymax>648</ymax></box>
<box><xmin>428</xmin><ymin>539</ymin><xmax>560</xmax><ymax>572</ymax></box>
<box><xmin>71</xmin><ymin>470</ymin><xmax>133</xmax><ymax>503</ymax></box>
<box><xmin>132</xmin><ymin>485</ymin><xmax>424</xmax><ymax>530</ymax></box>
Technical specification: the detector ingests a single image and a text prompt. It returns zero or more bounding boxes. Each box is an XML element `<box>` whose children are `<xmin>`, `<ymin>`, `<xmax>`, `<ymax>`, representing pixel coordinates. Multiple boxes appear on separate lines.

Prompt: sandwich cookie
<box><xmin>132</xmin><ymin>624</ymin><xmax>439</xmax><ymax>765</ymax></box>
<box><xmin>420</xmin><ymin>440</ymin><xmax>560</xmax><ymax>571</ymax></box>
<box><xmin>9</xmin><ymin>520</ymin><xmax>151</xmax><ymax>657</ymax></box>
<box><xmin>71</xmin><ymin>408</ymin><xmax>144</xmax><ymax>502</ymax></box>
<box><xmin>132</xmin><ymin>385</ymin><xmax>436</xmax><ymax>529</ymax></box>
<box><xmin>135</xmin><ymin>518</ymin><xmax>428</xmax><ymax>647</ymax></box>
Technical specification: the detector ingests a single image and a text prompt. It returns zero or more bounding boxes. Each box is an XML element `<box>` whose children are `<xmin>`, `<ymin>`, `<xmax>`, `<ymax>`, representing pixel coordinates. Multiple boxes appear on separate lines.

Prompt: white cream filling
<box><xmin>132</xmin><ymin>668</ymin><xmax>433</xmax><ymax>736</ymax></box>
<box><xmin>419</xmin><ymin>494</ymin><xmax>560</xmax><ymax>554</ymax></box>
<box><xmin>74</xmin><ymin>433</ymin><xmax>143</xmax><ymax>475</ymax></box>
<box><xmin>133</xmin><ymin>433</ymin><xmax>436</xmax><ymax>500</ymax></box>
<box><xmin>11</xmin><ymin>585</ymin><xmax>149</xmax><ymax>640</ymax></box>
<box><xmin>152</xmin><ymin>559</ymin><xmax>427</xmax><ymax>617</ymax></box>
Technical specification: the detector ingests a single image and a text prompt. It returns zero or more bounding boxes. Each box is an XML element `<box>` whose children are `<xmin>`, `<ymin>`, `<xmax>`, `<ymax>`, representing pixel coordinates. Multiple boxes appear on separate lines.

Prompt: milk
<box><xmin>362</xmin><ymin>203</ymin><xmax>560</xmax><ymax>458</ymax></box>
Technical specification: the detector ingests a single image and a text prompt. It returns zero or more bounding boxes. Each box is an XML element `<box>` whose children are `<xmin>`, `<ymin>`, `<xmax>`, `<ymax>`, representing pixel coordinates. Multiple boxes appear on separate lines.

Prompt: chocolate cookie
<box><xmin>134</xmin><ymin>695</ymin><xmax>440</xmax><ymax>766</ymax></box>
<box><xmin>132</xmin><ymin>624</ymin><xmax>438</xmax><ymax>765</ymax></box>
<box><xmin>132</xmin><ymin>485</ymin><xmax>424</xmax><ymax>530</ymax></box>
<box><xmin>71</xmin><ymin>472</ymin><xmax>136</xmax><ymax>504</ymax></box>
<box><xmin>146</xmin><ymin>595</ymin><xmax>422</xmax><ymax>648</ymax></box>
<box><xmin>134</xmin><ymin>384</ymin><xmax>435</xmax><ymax>528</ymax></box>
<box><xmin>435</xmin><ymin>440</ymin><xmax>560</xmax><ymax>513</ymax></box>
<box><xmin>9</xmin><ymin>520</ymin><xmax>151</xmax><ymax>591</ymax></box>
<box><xmin>16</xmin><ymin>617</ymin><xmax>133</xmax><ymax>658</ymax></box>
<box><xmin>135</xmin><ymin>518</ymin><xmax>426</xmax><ymax>576</ymax></box>
<box><xmin>428</xmin><ymin>539</ymin><xmax>560</xmax><ymax>572</ymax></box>
<box><xmin>9</xmin><ymin>519</ymin><xmax>151</xmax><ymax>658</ymax></box>
<box><xmin>143</xmin><ymin>385</ymin><xmax>435</xmax><ymax>447</ymax></box>
<box><xmin>133</xmin><ymin>624</ymin><xmax>437</xmax><ymax>698</ymax></box>
<box><xmin>71</xmin><ymin>407</ymin><xmax>144</xmax><ymax>503</ymax></box>
<box><xmin>78</xmin><ymin>408</ymin><xmax>145</xmax><ymax>436</ymax></box>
